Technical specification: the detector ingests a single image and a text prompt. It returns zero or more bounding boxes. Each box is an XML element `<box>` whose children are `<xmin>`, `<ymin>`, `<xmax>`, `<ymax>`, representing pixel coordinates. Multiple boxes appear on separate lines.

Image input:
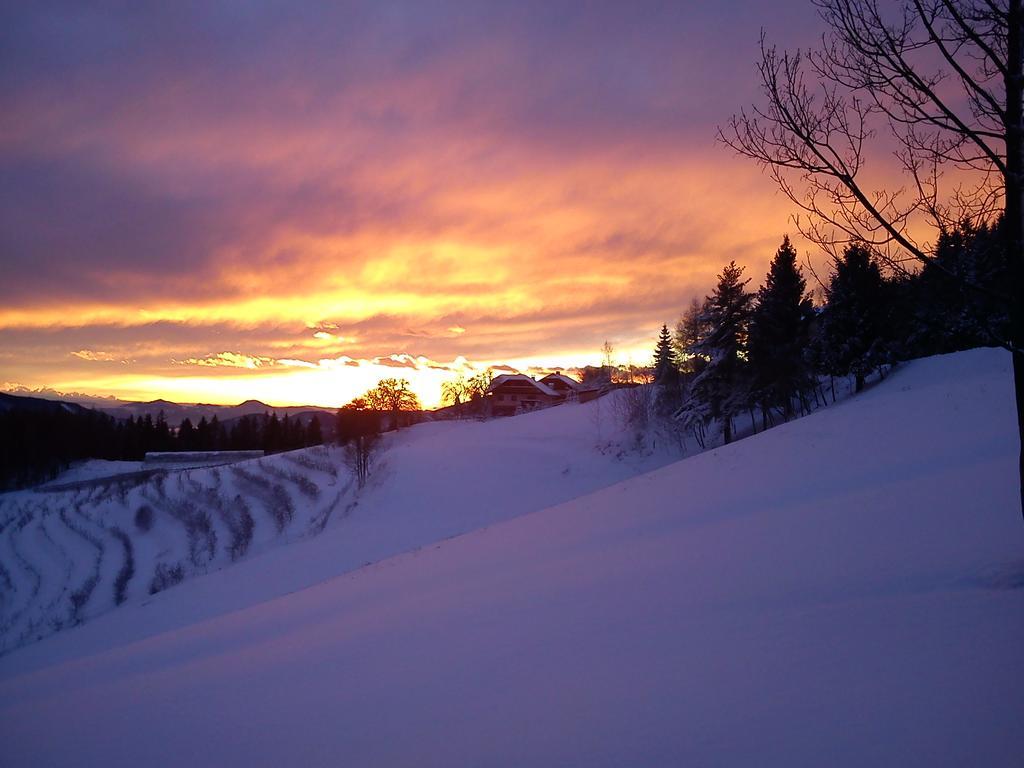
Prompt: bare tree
<box><xmin>344</xmin><ymin>433</ymin><xmax>379</xmax><ymax>489</ymax></box>
<box><xmin>441</xmin><ymin>375</ymin><xmax>470</xmax><ymax>407</ymax></box>
<box><xmin>721</xmin><ymin>0</ymin><xmax>1024</xmax><ymax>517</ymax></box>
<box><xmin>363</xmin><ymin>377</ymin><xmax>421</xmax><ymax>429</ymax></box>
<box><xmin>441</xmin><ymin>370</ymin><xmax>493</xmax><ymax>416</ymax></box>
<box><xmin>466</xmin><ymin>370</ymin><xmax>494</xmax><ymax>403</ymax></box>
<box><xmin>336</xmin><ymin>405</ymin><xmax>381</xmax><ymax>488</ymax></box>
<box><xmin>601</xmin><ymin>340</ymin><xmax>617</xmax><ymax>384</ymax></box>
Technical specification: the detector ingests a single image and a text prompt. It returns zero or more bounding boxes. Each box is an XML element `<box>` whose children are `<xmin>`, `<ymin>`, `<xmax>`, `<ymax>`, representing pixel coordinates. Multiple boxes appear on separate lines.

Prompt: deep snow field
<box><xmin>1</xmin><ymin>348</ymin><xmax>1022</xmax><ymax>766</ymax></box>
<box><xmin>0</xmin><ymin>388</ymin><xmax>681</xmax><ymax>659</ymax></box>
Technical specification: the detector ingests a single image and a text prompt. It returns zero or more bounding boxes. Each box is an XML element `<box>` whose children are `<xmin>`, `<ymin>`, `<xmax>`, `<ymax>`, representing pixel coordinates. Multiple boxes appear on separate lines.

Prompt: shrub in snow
<box><xmin>109</xmin><ymin>527</ymin><xmax>135</xmax><ymax>605</ymax></box>
<box><xmin>150</xmin><ymin>563</ymin><xmax>185</xmax><ymax>595</ymax></box>
<box><xmin>134</xmin><ymin>505</ymin><xmax>154</xmax><ymax>532</ymax></box>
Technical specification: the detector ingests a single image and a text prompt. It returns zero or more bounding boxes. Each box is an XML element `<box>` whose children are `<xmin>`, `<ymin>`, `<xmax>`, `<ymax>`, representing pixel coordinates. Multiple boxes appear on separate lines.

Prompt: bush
<box><xmin>149</xmin><ymin>562</ymin><xmax>185</xmax><ymax>595</ymax></box>
<box><xmin>110</xmin><ymin>527</ymin><xmax>135</xmax><ymax>605</ymax></box>
<box><xmin>134</xmin><ymin>505</ymin><xmax>154</xmax><ymax>532</ymax></box>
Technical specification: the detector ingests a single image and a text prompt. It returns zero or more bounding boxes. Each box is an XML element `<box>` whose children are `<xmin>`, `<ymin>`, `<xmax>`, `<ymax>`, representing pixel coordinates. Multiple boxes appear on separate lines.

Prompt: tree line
<box><xmin>654</xmin><ymin>222</ymin><xmax>1008</xmax><ymax>448</ymax></box>
<box><xmin>720</xmin><ymin>0</ymin><xmax>1022</xmax><ymax>512</ymax></box>
<box><xmin>0</xmin><ymin>407</ymin><xmax>324</xmax><ymax>491</ymax></box>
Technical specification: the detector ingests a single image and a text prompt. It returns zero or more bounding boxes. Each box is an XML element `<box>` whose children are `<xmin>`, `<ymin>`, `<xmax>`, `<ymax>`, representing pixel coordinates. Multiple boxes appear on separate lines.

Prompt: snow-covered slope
<box><xmin>0</xmin><ymin>446</ymin><xmax>353</xmax><ymax>654</ymax></box>
<box><xmin>0</xmin><ymin>391</ymin><xmax>678</xmax><ymax>658</ymax></box>
<box><xmin>2</xmin><ymin>349</ymin><xmax>1022</xmax><ymax>766</ymax></box>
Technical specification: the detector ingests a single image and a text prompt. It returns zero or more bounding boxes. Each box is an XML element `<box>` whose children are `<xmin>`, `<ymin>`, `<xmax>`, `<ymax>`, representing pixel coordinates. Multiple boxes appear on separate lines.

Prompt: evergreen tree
<box><xmin>748</xmin><ymin>236</ymin><xmax>815</xmax><ymax>425</ymax></box>
<box><xmin>154</xmin><ymin>411</ymin><xmax>172</xmax><ymax>451</ymax></box>
<box><xmin>690</xmin><ymin>261</ymin><xmax>755</xmax><ymax>444</ymax></box>
<box><xmin>281</xmin><ymin>414</ymin><xmax>295</xmax><ymax>449</ymax></box>
<box><xmin>653</xmin><ymin>324</ymin><xmax>681</xmax><ymax>414</ymax></box>
<box><xmin>306</xmin><ymin>415</ymin><xmax>323</xmax><ymax>446</ymax></box>
<box><xmin>653</xmin><ymin>325</ymin><xmax>677</xmax><ymax>384</ymax></box>
<box><xmin>819</xmin><ymin>243</ymin><xmax>890</xmax><ymax>393</ymax></box>
<box><xmin>905</xmin><ymin>220</ymin><xmax>1009</xmax><ymax>356</ymax></box>
<box><xmin>263</xmin><ymin>413</ymin><xmax>282</xmax><ymax>452</ymax></box>
<box><xmin>209</xmin><ymin>415</ymin><xmax>224</xmax><ymax>450</ymax></box>
<box><xmin>195</xmin><ymin>416</ymin><xmax>211</xmax><ymax>450</ymax></box>
<box><xmin>178</xmin><ymin>418</ymin><xmax>196</xmax><ymax>450</ymax></box>
<box><xmin>141</xmin><ymin>414</ymin><xmax>155</xmax><ymax>452</ymax></box>
<box><xmin>675</xmin><ymin>297</ymin><xmax>711</xmax><ymax>377</ymax></box>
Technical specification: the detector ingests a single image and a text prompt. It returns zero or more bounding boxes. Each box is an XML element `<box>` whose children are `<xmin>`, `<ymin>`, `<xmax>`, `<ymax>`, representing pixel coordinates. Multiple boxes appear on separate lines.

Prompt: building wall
<box><xmin>489</xmin><ymin>383</ymin><xmax>560</xmax><ymax>416</ymax></box>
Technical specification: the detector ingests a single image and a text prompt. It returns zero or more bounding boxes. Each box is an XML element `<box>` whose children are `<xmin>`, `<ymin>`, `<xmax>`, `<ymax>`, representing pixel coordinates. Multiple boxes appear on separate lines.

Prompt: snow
<box><xmin>0</xmin><ymin>390</ymin><xmax>679</xmax><ymax>659</ymax></box>
<box><xmin>38</xmin><ymin>459</ymin><xmax>143</xmax><ymax>487</ymax></box>
<box><xmin>0</xmin><ymin>349</ymin><xmax>1022</xmax><ymax>766</ymax></box>
<box><xmin>541</xmin><ymin>372</ymin><xmax>583</xmax><ymax>389</ymax></box>
<box><xmin>488</xmin><ymin>372</ymin><xmax>562</xmax><ymax>397</ymax></box>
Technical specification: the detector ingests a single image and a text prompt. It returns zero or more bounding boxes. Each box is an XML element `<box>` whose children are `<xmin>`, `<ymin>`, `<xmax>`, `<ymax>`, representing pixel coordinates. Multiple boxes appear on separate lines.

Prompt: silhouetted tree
<box><xmin>818</xmin><ymin>243</ymin><xmax>891</xmax><ymax>392</ymax></box>
<box><xmin>306</xmin><ymin>415</ymin><xmax>323</xmax><ymax>446</ymax></box>
<box><xmin>907</xmin><ymin>220</ymin><xmax>1010</xmax><ymax>354</ymax></box>
<box><xmin>689</xmin><ymin>262</ymin><xmax>755</xmax><ymax>444</ymax></box>
<box><xmin>363</xmin><ymin>378</ymin><xmax>421</xmax><ymax>429</ymax></box>
<box><xmin>675</xmin><ymin>297</ymin><xmax>711</xmax><ymax>377</ymax></box>
<box><xmin>263</xmin><ymin>413</ymin><xmax>282</xmax><ymax>453</ymax></box>
<box><xmin>195</xmin><ymin>416</ymin><xmax>210</xmax><ymax>450</ymax></box>
<box><xmin>178</xmin><ymin>418</ymin><xmax>197</xmax><ymax>450</ymax></box>
<box><xmin>208</xmin><ymin>415</ymin><xmax>224</xmax><ymax>450</ymax></box>
<box><xmin>721</xmin><ymin>0</ymin><xmax>1024</xmax><ymax>516</ymax></box>
<box><xmin>653</xmin><ymin>324</ymin><xmax>681</xmax><ymax>414</ymax></box>
<box><xmin>748</xmin><ymin>236</ymin><xmax>816</xmax><ymax>424</ymax></box>
<box><xmin>337</xmin><ymin>403</ymin><xmax>381</xmax><ymax>487</ymax></box>
<box><xmin>154</xmin><ymin>411</ymin><xmax>172</xmax><ymax>451</ymax></box>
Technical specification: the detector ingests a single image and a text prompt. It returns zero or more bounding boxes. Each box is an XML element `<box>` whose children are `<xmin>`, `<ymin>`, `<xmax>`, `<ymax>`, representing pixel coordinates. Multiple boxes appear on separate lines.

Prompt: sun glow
<box><xmin>0</xmin><ymin>2</ymin><xmax>839</xmax><ymax>408</ymax></box>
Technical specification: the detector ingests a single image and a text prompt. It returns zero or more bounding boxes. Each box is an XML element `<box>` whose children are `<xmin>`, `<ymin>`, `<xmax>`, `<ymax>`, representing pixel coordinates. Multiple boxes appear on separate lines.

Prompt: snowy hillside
<box><xmin>0</xmin><ymin>391</ymin><xmax>678</xmax><ymax>657</ymax></box>
<box><xmin>1</xmin><ymin>349</ymin><xmax>1022</xmax><ymax>766</ymax></box>
<box><xmin>0</xmin><ymin>446</ymin><xmax>352</xmax><ymax>654</ymax></box>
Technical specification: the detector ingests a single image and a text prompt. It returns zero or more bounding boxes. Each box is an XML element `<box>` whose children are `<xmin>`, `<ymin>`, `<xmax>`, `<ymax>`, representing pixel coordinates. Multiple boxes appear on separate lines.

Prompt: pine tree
<box><xmin>306</xmin><ymin>415</ymin><xmax>323</xmax><ymax>446</ymax></box>
<box><xmin>209</xmin><ymin>415</ymin><xmax>223</xmax><ymax>450</ymax></box>
<box><xmin>653</xmin><ymin>325</ymin><xmax>674</xmax><ymax>382</ymax></box>
<box><xmin>748</xmin><ymin>236</ymin><xmax>815</xmax><ymax>425</ymax></box>
<box><xmin>281</xmin><ymin>414</ymin><xmax>294</xmax><ymax>449</ymax></box>
<box><xmin>819</xmin><ymin>243</ymin><xmax>890</xmax><ymax>393</ymax></box>
<box><xmin>195</xmin><ymin>416</ymin><xmax>211</xmax><ymax>450</ymax></box>
<box><xmin>178</xmin><ymin>418</ymin><xmax>196</xmax><ymax>450</ymax></box>
<box><xmin>907</xmin><ymin>220</ymin><xmax>1009</xmax><ymax>355</ymax></box>
<box><xmin>653</xmin><ymin>324</ymin><xmax>681</xmax><ymax>415</ymax></box>
<box><xmin>690</xmin><ymin>261</ymin><xmax>755</xmax><ymax>444</ymax></box>
<box><xmin>263</xmin><ymin>412</ymin><xmax>281</xmax><ymax>453</ymax></box>
<box><xmin>675</xmin><ymin>296</ymin><xmax>711</xmax><ymax>377</ymax></box>
<box><xmin>154</xmin><ymin>412</ymin><xmax>171</xmax><ymax>452</ymax></box>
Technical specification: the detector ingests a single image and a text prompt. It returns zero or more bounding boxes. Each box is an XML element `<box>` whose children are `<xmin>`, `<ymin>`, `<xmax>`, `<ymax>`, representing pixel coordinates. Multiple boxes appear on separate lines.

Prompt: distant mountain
<box><xmin>0</xmin><ymin>386</ymin><xmax>127</xmax><ymax>410</ymax></box>
<box><xmin>99</xmin><ymin>398</ymin><xmax>337</xmax><ymax>425</ymax></box>
<box><xmin>0</xmin><ymin>392</ymin><xmax>93</xmax><ymax>416</ymax></box>
<box><xmin>1</xmin><ymin>388</ymin><xmax>338</xmax><ymax>429</ymax></box>
<box><xmin>101</xmin><ymin>399</ymin><xmax>212</xmax><ymax>423</ymax></box>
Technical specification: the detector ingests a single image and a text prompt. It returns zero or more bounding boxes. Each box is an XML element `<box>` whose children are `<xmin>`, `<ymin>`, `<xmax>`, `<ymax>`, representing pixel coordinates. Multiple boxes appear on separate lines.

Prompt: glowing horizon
<box><xmin>1</xmin><ymin>2</ymin><xmax>838</xmax><ymax>409</ymax></box>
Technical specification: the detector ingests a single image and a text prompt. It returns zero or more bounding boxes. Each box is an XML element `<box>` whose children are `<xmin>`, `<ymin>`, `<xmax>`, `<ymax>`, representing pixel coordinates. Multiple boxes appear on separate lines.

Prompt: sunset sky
<box><xmin>1</xmin><ymin>1</ymin><xmax>832</xmax><ymax>408</ymax></box>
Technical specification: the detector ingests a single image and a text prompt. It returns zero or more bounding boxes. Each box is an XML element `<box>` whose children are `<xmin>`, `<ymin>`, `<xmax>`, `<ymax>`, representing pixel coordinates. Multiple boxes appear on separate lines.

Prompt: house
<box><xmin>485</xmin><ymin>371</ymin><xmax>603</xmax><ymax>416</ymax></box>
<box><xmin>541</xmin><ymin>371</ymin><xmax>606</xmax><ymax>403</ymax></box>
<box><xmin>487</xmin><ymin>374</ymin><xmax>562</xmax><ymax>417</ymax></box>
<box><xmin>539</xmin><ymin>372</ymin><xmax>583</xmax><ymax>396</ymax></box>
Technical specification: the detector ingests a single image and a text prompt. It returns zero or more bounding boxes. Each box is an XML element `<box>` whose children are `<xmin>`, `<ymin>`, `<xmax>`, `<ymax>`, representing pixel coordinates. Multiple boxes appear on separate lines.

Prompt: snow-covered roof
<box><xmin>539</xmin><ymin>373</ymin><xmax>581</xmax><ymax>390</ymax></box>
<box><xmin>488</xmin><ymin>374</ymin><xmax>560</xmax><ymax>398</ymax></box>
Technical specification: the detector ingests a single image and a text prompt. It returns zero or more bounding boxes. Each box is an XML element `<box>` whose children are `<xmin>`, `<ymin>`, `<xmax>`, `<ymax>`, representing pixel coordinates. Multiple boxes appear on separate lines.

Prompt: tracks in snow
<box><xmin>0</xmin><ymin>446</ymin><xmax>348</xmax><ymax>655</ymax></box>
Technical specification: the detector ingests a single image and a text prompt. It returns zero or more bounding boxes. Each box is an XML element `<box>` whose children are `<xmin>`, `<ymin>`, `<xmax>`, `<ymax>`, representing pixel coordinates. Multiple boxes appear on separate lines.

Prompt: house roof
<box><xmin>488</xmin><ymin>374</ymin><xmax>560</xmax><ymax>398</ymax></box>
<box><xmin>539</xmin><ymin>373</ymin><xmax>581</xmax><ymax>390</ymax></box>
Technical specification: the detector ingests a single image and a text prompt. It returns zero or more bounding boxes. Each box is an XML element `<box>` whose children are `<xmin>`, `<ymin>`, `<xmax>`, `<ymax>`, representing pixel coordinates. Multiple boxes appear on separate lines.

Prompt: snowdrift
<box><xmin>1</xmin><ymin>349</ymin><xmax>1022</xmax><ymax>766</ymax></box>
<box><xmin>0</xmin><ymin>388</ymin><xmax>678</xmax><ymax>658</ymax></box>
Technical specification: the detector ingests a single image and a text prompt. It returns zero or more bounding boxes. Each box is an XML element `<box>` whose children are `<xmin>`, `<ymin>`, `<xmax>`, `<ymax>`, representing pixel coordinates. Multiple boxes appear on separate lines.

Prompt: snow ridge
<box><xmin>0</xmin><ymin>446</ymin><xmax>351</xmax><ymax>654</ymax></box>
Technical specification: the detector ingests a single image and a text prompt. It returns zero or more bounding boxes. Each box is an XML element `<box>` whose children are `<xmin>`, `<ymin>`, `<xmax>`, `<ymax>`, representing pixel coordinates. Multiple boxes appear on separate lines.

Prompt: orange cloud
<box><xmin>0</xmin><ymin>3</ymin><xmax>844</xmax><ymax>408</ymax></box>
